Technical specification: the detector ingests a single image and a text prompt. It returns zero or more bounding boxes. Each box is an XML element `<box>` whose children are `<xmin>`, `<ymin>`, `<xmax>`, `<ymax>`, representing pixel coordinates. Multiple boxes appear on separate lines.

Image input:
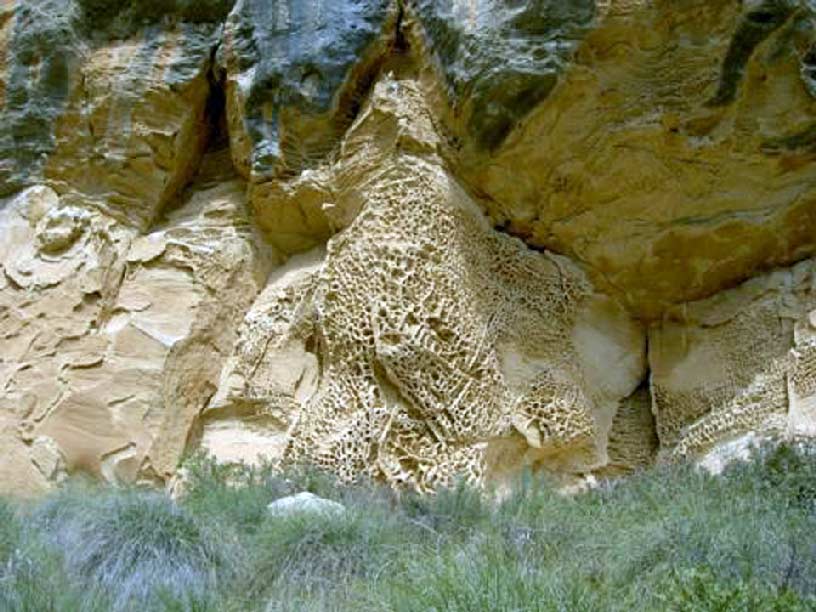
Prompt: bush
<box><xmin>0</xmin><ymin>497</ymin><xmax>110</xmax><ymax>612</ymax></box>
<box><xmin>181</xmin><ymin>453</ymin><xmax>278</xmax><ymax>537</ymax></box>
<box><xmin>656</xmin><ymin>567</ymin><xmax>812</xmax><ymax>612</ymax></box>
<box><xmin>751</xmin><ymin>442</ymin><xmax>816</xmax><ymax>509</ymax></box>
<box><xmin>239</xmin><ymin>501</ymin><xmax>415</xmax><ymax>610</ymax></box>
<box><xmin>400</xmin><ymin>478</ymin><xmax>493</xmax><ymax>538</ymax></box>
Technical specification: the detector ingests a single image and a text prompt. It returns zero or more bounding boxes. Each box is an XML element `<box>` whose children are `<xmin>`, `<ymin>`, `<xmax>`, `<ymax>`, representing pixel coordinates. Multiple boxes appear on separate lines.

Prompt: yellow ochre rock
<box><xmin>1</xmin><ymin>0</ymin><xmax>816</xmax><ymax>493</ymax></box>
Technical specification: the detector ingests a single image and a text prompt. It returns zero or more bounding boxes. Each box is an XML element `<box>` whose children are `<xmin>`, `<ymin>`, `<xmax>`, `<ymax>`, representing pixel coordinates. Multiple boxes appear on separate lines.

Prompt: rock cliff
<box><xmin>2</xmin><ymin>0</ymin><xmax>816</xmax><ymax>494</ymax></box>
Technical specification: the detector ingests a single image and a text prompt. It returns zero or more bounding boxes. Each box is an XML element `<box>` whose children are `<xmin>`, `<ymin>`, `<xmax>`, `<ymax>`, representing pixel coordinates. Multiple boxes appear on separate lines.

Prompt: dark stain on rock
<box><xmin>410</xmin><ymin>0</ymin><xmax>596</xmax><ymax>151</ymax></box>
<box><xmin>224</xmin><ymin>0</ymin><xmax>394</xmax><ymax>178</ymax></box>
<box><xmin>0</xmin><ymin>0</ymin><xmax>80</xmax><ymax>197</ymax></box>
<box><xmin>761</xmin><ymin>121</ymin><xmax>816</xmax><ymax>153</ymax></box>
<box><xmin>77</xmin><ymin>0</ymin><xmax>237</xmax><ymax>36</ymax></box>
<box><xmin>0</xmin><ymin>0</ymin><xmax>231</xmax><ymax>198</ymax></box>
<box><xmin>706</xmin><ymin>0</ymin><xmax>795</xmax><ymax>107</ymax></box>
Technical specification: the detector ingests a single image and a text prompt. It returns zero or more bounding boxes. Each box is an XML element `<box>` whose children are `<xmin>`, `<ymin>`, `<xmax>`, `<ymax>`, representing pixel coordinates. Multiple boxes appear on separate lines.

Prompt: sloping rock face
<box><xmin>1</xmin><ymin>0</ymin><xmax>816</xmax><ymax>494</ymax></box>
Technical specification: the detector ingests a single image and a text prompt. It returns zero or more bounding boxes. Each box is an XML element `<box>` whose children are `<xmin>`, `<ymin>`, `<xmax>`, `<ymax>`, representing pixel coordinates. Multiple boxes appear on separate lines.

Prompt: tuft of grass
<box><xmin>181</xmin><ymin>453</ymin><xmax>278</xmax><ymax>537</ymax></box>
<box><xmin>237</xmin><ymin>497</ymin><xmax>416</xmax><ymax>610</ymax></box>
<box><xmin>34</xmin><ymin>485</ymin><xmax>239</xmax><ymax>611</ymax></box>
<box><xmin>0</xmin><ymin>497</ymin><xmax>110</xmax><ymax>612</ymax></box>
<box><xmin>400</xmin><ymin>478</ymin><xmax>493</xmax><ymax>539</ymax></box>
<box><xmin>0</xmin><ymin>499</ymin><xmax>19</xmax><ymax>564</ymax></box>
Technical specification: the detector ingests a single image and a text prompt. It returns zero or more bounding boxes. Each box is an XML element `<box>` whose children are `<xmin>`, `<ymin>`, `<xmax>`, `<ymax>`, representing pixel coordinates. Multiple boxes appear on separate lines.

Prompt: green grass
<box><xmin>1</xmin><ymin>443</ymin><xmax>815</xmax><ymax>611</ymax></box>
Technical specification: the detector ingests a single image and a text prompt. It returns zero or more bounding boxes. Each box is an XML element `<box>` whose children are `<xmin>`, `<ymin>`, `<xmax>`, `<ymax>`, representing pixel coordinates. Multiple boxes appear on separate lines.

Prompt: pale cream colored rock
<box><xmin>200</xmin><ymin>420</ymin><xmax>290</xmax><ymax>468</ymax></box>
<box><xmin>30</xmin><ymin>436</ymin><xmax>68</xmax><ymax>484</ymax></box>
<box><xmin>0</xmin><ymin>167</ymin><xmax>275</xmax><ymax>489</ymax></box>
<box><xmin>267</xmin><ymin>492</ymin><xmax>346</xmax><ymax>519</ymax></box>
<box><xmin>202</xmin><ymin>247</ymin><xmax>324</xmax><ymax>467</ymax></box>
<box><xmin>0</xmin><ymin>397</ymin><xmax>49</xmax><ymax>498</ymax></box>
<box><xmin>650</xmin><ymin>258</ymin><xmax>816</xmax><ymax>460</ymax></box>
<box><xmin>212</xmin><ymin>75</ymin><xmax>648</xmax><ymax>492</ymax></box>
<box><xmin>697</xmin><ymin>432</ymin><xmax>765</xmax><ymax>476</ymax></box>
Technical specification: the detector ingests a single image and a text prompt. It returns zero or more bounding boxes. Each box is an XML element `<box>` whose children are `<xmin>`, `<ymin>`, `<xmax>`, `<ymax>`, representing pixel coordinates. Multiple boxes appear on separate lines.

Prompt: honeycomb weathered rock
<box><xmin>206</xmin><ymin>77</ymin><xmax>647</xmax><ymax>491</ymax></box>
<box><xmin>651</xmin><ymin>258</ymin><xmax>816</xmax><ymax>460</ymax></box>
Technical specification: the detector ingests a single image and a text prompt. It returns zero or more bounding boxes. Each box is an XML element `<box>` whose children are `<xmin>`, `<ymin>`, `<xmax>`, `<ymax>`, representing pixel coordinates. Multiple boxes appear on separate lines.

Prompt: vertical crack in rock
<box><xmin>132</xmin><ymin>58</ymin><xmax>279</xmax><ymax>482</ymax></box>
<box><xmin>42</xmin><ymin>20</ymin><xmax>229</xmax><ymax>230</ymax></box>
<box><xmin>596</xmin><ymin>377</ymin><xmax>659</xmax><ymax>478</ymax></box>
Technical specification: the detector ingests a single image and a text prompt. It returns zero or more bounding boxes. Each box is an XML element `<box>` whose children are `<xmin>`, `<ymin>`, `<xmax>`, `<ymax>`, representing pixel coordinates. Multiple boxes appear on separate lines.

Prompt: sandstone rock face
<box><xmin>0</xmin><ymin>162</ymin><xmax>273</xmax><ymax>495</ymax></box>
<box><xmin>0</xmin><ymin>1</ymin><xmax>230</xmax><ymax>212</ymax></box>
<box><xmin>204</xmin><ymin>77</ymin><xmax>646</xmax><ymax>491</ymax></box>
<box><xmin>44</xmin><ymin>24</ymin><xmax>219</xmax><ymax>230</ymax></box>
<box><xmin>448</xmin><ymin>0</ymin><xmax>816</xmax><ymax>318</ymax></box>
<box><xmin>219</xmin><ymin>0</ymin><xmax>397</xmax><ymax>253</ymax></box>
<box><xmin>411</xmin><ymin>0</ymin><xmax>596</xmax><ymax>151</ymax></box>
<box><xmin>651</xmin><ymin>257</ymin><xmax>816</xmax><ymax>460</ymax></box>
<box><xmin>1</xmin><ymin>0</ymin><xmax>816</xmax><ymax>494</ymax></box>
<box><xmin>0</xmin><ymin>1</ymin><xmax>83</xmax><ymax>196</ymax></box>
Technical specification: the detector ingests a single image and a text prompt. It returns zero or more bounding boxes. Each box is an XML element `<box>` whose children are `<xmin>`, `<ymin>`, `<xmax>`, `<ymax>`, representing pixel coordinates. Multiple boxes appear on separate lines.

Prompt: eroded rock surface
<box><xmin>651</xmin><ymin>256</ymin><xmax>816</xmax><ymax>460</ymax></box>
<box><xmin>0</xmin><ymin>0</ymin><xmax>230</xmax><ymax>218</ymax></box>
<box><xmin>0</xmin><ymin>158</ymin><xmax>273</xmax><ymax>495</ymax></box>
<box><xmin>447</xmin><ymin>0</ymin><xmax>816</xmax><ymax>318</ymax></box>
<box><xmin>1</xmin><ymin>0</ymin><xmax>816</xmax><ymax>494</ymax></box>
<box><xmin>205</xmin><ymin>77</ymin><xmax>647</xmax><ymax>491</ymax></box>
<box><xmin>410</xmin><ymin>0</ymin><xmax>596</xmax><ymax>151</ymax></box>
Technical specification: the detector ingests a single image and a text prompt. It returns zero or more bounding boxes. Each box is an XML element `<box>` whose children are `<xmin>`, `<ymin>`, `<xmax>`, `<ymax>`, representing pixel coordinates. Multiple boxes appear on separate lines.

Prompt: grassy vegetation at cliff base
<box><xmin>1</xmin><ymin>443</ymin><xmax>815</xmax><ymax>611</ymax></box>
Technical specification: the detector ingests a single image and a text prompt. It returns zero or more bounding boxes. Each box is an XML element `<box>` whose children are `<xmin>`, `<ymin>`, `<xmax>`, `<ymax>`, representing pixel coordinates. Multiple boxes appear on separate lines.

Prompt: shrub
<box><xmin>400</xmin><ymin>478</ymin><xmax>493</xmax><ymax>538</ymax></box>
<box><xmin>181</xmin><ymin>453</ymin><xmax>277</xmax><ymax>537</ymax></box>
<box><xmin>239</xmin><ymin>501</ymin><xmax>415</xmax><ymax>609</ymax></box>
<box><xmin>751</xmin><ymin>442</ymin><xmax>816</xmax><ymax>509</ymax></box>
<box><xmin>0</xmin><ymin>497</ymin><xmax>109</xmax><ymax>612</ymax></box>
<box><xmin>655</xmin><ymin>567</ymin><xmax>813</xmax><ymax>612</ymax></box>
